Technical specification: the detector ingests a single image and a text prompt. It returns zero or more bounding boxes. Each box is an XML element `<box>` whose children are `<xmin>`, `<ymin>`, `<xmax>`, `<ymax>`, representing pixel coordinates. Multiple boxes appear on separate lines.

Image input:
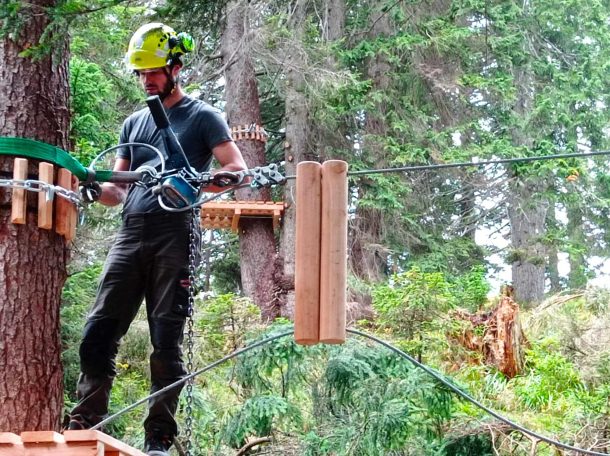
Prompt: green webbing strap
<box><xmin>0</xmin><ymin>136</ymin><xmax>89</xmax><ymax>180</ymax></box>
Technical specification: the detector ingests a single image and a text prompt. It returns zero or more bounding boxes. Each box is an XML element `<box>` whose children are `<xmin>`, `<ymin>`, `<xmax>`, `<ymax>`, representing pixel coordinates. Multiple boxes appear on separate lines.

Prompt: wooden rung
<box><xmin>68</xmin><ymin>174</ymin><xmax>79</xmax><ymax>241</ymax></box>
<box><xmin>55</xmin><ymin>168</ymin><xmax>73</xmax><ymax>238</ymax></box>
<box><xmin>38</xmin><ymin>162</ymin><xmax>54</xmax><ymax>230</ymax></box>
<box><xmin>10</xmin><ymin>158</ymin><xmax>28</xmax><ymax>224</ymax></box>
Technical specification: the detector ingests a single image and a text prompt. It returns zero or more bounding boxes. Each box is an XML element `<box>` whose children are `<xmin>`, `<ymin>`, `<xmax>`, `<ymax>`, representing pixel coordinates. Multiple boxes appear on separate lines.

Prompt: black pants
<box><xmin>71</xmin><ymin>212</ymin><xmax>196</xmax><ymax>437</ymax></box>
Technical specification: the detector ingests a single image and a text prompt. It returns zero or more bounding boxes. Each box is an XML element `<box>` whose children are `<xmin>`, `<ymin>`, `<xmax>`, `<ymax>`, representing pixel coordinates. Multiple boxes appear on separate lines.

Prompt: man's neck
<box><xmin>162</xmin><ymin>86</ymin><xmax>186</xmax><ymax>109</ymax></box>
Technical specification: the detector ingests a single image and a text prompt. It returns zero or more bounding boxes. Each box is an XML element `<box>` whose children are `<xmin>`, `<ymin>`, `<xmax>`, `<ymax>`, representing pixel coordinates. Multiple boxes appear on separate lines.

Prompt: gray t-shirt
<box><xmin>117</xmin><ymin>95</ymin><xmax>232</xmax><ymax>214</ymax></box>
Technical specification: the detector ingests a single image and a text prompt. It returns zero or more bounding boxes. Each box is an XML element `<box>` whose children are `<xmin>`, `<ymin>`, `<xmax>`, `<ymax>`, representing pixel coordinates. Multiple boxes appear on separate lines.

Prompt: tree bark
<box><xmin>221</xmin><ymin>0</ymin><xmax>279</xmax><ymax>319</ymax></box>
<box><xmin>507</xmin><ymin>177</ymin><xmax>547</xmax><ymax>307</ymax></box>
<box><xmin>278</xmin><ymin>0</ymin><xmax>315</xmax><ymax>319</ymax></box>
<box><xmin>508</xmin><ymin>47</ymin><xmax>547</xmax><ymax>306</ymax></box>
<box><xmin>452</xmin><ymin>287</ymin><xmax>527</xmax><ymax>378</ymax></box>
<box><xmin>546</xmin><ymin>204</ymin><xmax>561</xmax><ymax>293</ymax></box>
<box><xmin>350</xmin><ymin>7</ymin><xmax>393</xmax><ymax>283</ymax></box>
<box><xmin>0</xmin><ymin>0</ymin><xmax>70</xmax><ymax>432</ymax></box>
<box><xmin>567</xmin><ymin>203</ymin><xmax>587</xmax><ymax>289</ymax></box>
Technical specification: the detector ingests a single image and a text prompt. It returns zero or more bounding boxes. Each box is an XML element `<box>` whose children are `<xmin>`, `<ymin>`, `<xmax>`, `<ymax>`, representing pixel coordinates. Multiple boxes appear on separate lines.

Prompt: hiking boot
<box><xmin>144</xmin><ymin>431</ymin><xmax>173</xmax><ymax>456</ymax></box>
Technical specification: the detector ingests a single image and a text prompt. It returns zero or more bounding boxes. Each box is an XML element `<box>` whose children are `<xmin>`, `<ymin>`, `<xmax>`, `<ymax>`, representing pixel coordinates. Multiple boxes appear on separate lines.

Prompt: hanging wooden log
<box><xmin>294</xmin><ymin>161</ymin><xmax>322</xmax><ymax>345</ymax></box>
<box><xmin>319</xmin><ymin>160</ymin><xmax>348</xmax><ymax>344</ymax></box>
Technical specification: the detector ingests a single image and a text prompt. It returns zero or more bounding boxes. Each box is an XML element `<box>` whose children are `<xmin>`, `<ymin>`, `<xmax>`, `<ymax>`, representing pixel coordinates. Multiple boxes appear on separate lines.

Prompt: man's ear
<box><xmin>171</xmin><ymin>63</ymin><xmax>182</xmax><ymax>78</ymax></box>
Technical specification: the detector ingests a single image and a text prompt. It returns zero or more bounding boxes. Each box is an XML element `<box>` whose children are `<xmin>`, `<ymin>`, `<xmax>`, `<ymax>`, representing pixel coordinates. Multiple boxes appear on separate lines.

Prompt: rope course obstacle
<box><xmin>2</xmin><ymin>130</ymin><xmax>610</xmax><ymax>453</ymax></box>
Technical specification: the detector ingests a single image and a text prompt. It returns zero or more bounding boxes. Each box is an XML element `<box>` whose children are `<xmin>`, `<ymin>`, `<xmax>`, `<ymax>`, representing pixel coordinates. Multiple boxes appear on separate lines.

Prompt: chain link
<box><xmin>0</xmin><ymin>177</ymin><xmax>83</xmax><ymax>207</ymax></box>
<box><xmin>184</xmin><ymin>207</ymin><xmax>201</xmax><ymax>456</ymax></box>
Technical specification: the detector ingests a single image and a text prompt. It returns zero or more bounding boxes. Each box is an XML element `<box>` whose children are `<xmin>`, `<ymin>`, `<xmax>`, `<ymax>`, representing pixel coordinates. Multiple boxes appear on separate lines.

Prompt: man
<box><xmin>67</xmin><ymin>23</ymin><xmax>247</xmax><ymax>456</ymax></box>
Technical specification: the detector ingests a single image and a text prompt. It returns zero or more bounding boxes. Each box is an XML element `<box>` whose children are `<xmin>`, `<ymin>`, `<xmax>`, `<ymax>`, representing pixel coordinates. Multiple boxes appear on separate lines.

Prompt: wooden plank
<box><xmin>0</xmin><ymin>445</ymin><xmax>24</xmax><ymax>456</ymax></box>
<box><xmin>0</xmin><ymin>433</ymin><xmax>22</xmax><ymax>444</ymax></box>
<box><xmin>20</xmin><ymin>431</ymin><xmax>65</xmax><ymax>444</ymax></box>
<box><xmin>68</xmin><ymin>174</ymin><xmax>79</xmax><ymax>241</ymax></box>
<box><xmin>319</xmin><ymin>160</ymin><xmax>348</xmax><ymax>344</ymax></box>
<box><xmin>294</xmin><ymin>161</ymin><xmax>322</xmax><ymax>345</ymax></box>
<box><xmin>55</xmin><ymin>168</ymin><xmax>72</xmax><ymax>237</ymax></box>
<box><xmin>10</xmin><ymin>158</ymin><xmax>28</xmax><ymax>224</ymax></box>
<box><xmin>24</xmin><ymin>442</ymin><xmax>96</xmax><ymax>456</ymax></box>
<box><xmin>64</xmin><ymin>430</ymin><xmax>146</xmax><ymax>455</ymax></box>
<box><xmin>37</xmin><ymin>162</ymin><xmax>54</xmax><ymax>229</ymax></box>
<box><xmin>0</xmin><ymin>434</ymin><xmax>24</xmax><ymax>456</ymax></box>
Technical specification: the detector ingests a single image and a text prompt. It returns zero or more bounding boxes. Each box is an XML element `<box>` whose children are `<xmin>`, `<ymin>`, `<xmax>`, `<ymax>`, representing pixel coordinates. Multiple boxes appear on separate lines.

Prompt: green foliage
<box><xmin>61</xmin><ymin>264</ymin><xmax>103</xmax><ymax>406</ymax></box>
<box><xmin>70</xmin><ymin>56</ymin><xmax>120</xmax><ymax>163</ymax></box>
<box><xmin>197</xmin><ymin>293</ymin><xmax>261</xmax><ymax>363</ymax></box>
<box><xmin>312</xmin><ymin>340</ymin><xmax>454</xmax><ymax>455</ymax></box>
<box><xmin>373</xmin><ymin>267</ymin><xmax>455</xmax><ymax>353</ymax></box>
<box><xmin>452</xmin><ymin>266</ymin><xmax>490</xmax><ymax>310</ymax></box>
<box><xmin>209</xmin><ymin>235</ymin><xmax>242</xmax><ymax>294</ymax></box>
<box><xmin>0</xmin><ymin>0</ymin><xmax>24</xmax><ymax>39</ymax></box>
<box><xmin>513</xmin><ymin>338</ymin><xmax>583</xmax><ymax>410</ymax></box>
<box><xmin>223</xmin><ymin>394</ymin><xmax>301</xmax><ymax>448</ymax></box>
<box><xmin>442</xmin><ymin>433</ymin><xmax>493</xmax><ymax>456</ymax></box>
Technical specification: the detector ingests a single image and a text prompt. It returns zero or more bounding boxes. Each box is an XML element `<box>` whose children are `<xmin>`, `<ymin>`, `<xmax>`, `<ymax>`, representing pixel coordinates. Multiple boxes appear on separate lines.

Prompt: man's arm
<box><xmin>206</xmin><ymin>140</ymin><xmax>248</xmax><ymax>193</ymax></box>
<box><xmin>98</xmin><ymin>158</ymin><xmax>131</xmax><ymax>206</ymax></box>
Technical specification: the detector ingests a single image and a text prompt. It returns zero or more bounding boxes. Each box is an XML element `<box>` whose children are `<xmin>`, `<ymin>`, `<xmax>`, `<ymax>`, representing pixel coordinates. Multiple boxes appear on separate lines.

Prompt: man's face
<box><xmin>137</xmin><ymin>66</ymin><xmax>175</xmax><ymax>100</ymax></box>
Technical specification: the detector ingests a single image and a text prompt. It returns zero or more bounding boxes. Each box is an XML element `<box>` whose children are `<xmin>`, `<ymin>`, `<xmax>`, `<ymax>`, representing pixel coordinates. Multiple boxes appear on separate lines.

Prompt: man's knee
<box><xmin>80</xmin><ymin>318</ymin><xmax>121</xmax><ymax>376</ymax></box>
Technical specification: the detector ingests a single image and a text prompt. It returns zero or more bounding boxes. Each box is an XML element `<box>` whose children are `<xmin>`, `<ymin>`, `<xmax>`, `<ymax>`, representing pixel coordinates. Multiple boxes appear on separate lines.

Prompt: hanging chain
<box><xmin>184</xmin><ymin>207</ymin><xmax>201</xmax><ymax>456</ymax></box>
<box><xmin>0</xmin><ymin>177</ymin><xmax>83</xmax><ymax>207</ymax></box>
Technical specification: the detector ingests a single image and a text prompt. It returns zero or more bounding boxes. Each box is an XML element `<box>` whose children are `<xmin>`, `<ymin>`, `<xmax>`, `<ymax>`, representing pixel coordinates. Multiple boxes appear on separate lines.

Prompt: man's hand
<box><xmin>80</xmin><ymin>182</ymin><xmax>102</xmax><ymax>203</ymax></box>
<box><xmin>211</xmin><ymin>170</ymin><xmax>244</xmax><ymax>188</ymax></box>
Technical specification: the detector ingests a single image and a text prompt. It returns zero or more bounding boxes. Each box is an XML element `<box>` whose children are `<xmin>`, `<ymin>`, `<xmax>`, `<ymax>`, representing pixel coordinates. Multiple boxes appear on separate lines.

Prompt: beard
<box><xmin>157</xmin><ymin>78</ymin><xmax>175</xmax><ymax>101</ymax></box>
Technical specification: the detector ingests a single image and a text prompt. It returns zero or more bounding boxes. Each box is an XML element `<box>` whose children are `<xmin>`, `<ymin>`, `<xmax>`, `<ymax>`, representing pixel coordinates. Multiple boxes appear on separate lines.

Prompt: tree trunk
<box><xmin>508</xmin><ymin>50</ymin><xmax>547</xmax><ymax>307</ymax></box>
<box><xmin>0</xmin><ymin>0</ymin><xmax>70</xmax><ymax>432</ymax></box>
<box><xmin>546</xmin><ymin>204</ymin><xmax>561</xmax><ymax>293</ymax></box>
<box><xmin>350</xmin><ymin>7</ymin><xmax>393</xmax><ymax>283</ymax></box>
<box><xmin>507</xmin><ymin>178</ymin><xmax>547</xmax><ymax>307</ymax></box>
<box><xmin>221</xmin><ymin>0</ymin><xmax>279</xmax><ymax>319</ymax></box>
<box><xmin>567</xmin><ymin>203</ymin><xmax>587</xmax><ymax>289</ymax></box>
<box><xmin>452</xmin><ymin>287</ymin><xmax>527</xmax><ymax>378</ymax></box>
<box><xmin>279</xmin><ymin>0</ymin><xmax>314</xmax><ymax>319</ymax></box>
<box><xmin>323</xmin><ymin>0</ymin><xmax>345</xmax><ymax>41</ymax></box>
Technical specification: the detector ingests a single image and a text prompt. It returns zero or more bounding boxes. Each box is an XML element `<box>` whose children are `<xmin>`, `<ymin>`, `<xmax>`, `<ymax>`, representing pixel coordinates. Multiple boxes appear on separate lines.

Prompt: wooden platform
<box><xmin>0</xmin><ymin>430</ymin><xmax>145</xmax><ymax>455</ymax></box>
<box><xmin>200</xmin><ymin>200</ymin><xmax>285</xmax><ymax>232</ymax></box>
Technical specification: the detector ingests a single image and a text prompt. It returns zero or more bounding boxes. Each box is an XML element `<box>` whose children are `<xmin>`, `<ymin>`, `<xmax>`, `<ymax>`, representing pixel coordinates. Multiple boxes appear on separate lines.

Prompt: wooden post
<box><xmin>294</xmin><ymin>161</ymin><xmax>322</xmax><ymax>345</ymax></box>
<box><xmin>319</xmin><ymin>160</ymin><xmax>348</xmax><ymax>344</ymax></box>
<box><xmin>10</xmin><ymin>158</ymin><xmax>28</xmax><ymax>224</ymax></box>
<box><xmin>37</xmin><ymin>162</ymin><xmax>54</xmax><ymax>230</ymax></box>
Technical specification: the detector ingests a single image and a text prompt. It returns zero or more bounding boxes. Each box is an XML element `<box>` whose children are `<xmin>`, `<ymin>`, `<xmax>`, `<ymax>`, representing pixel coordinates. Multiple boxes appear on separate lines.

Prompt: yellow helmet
<box><xmin>125</xmin><ymin>23</ymin><xmax>194</xmax><ymax>71</ymax></box>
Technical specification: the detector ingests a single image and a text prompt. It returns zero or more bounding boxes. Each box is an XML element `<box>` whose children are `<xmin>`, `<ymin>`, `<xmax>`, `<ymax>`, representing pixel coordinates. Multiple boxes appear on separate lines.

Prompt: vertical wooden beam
<box><xmin>10</xmin><ymin>158</ymin><xmax>28</xmax><ymax>224</ymax></box>
<box><xmin>37</xmin><ymin>162</ymin><xmax>54</xmax><ymax>230</ymax></box>
<box><xmin>294</xmin><ymin>161</ymin><xmax>322</xmax><ymax>345</ymax></box>
<box><xmin>55</xmin><ymin>168</ymin><xmax>72</xmax><ymax>237</ymax></box>
<box><xmin>319</xmin><ymin>160</ymin><xmax>348</xmax><ymax>344</ymax></box>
